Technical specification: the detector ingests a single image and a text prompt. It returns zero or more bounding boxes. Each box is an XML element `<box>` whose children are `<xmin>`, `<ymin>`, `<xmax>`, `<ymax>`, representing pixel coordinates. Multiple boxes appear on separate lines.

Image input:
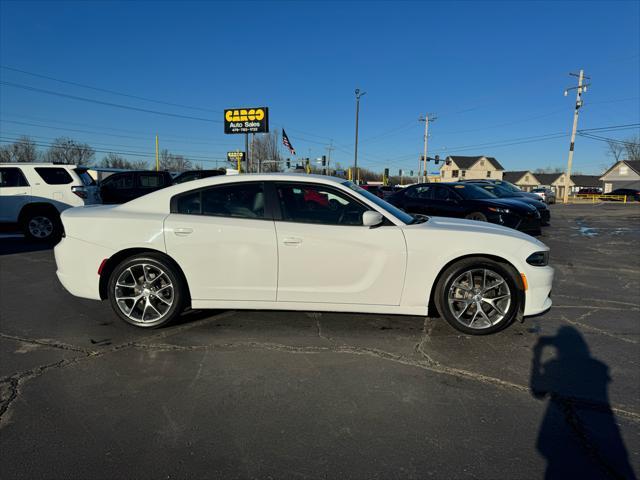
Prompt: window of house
<box><xmin>486</xmin><ymin>171</ymin><xmax>491</xmax><ymax>178</ymax></box>
<box><xmin>525</xmin><ymin>175</ymin><xmax>529</xmax><ymax>182</ymax></box>
<box><xmin>34</xmin><ymin>167</ymin><xmax>73</xmax><ymax>185</ymax></box>
<box><xmin>461</xmin><ymin>170</ymin><xmax>466</xmax><ymax>177</ymax></box>
<box><xmin>620</xmin><ymin>165</ymin><xmax>629</xmax><ymax>175</ymax></box>
<box><xmin>480</xmin><ymin>160</ymin><xmax>485</xmax><ymax>166</ymax></box>
<box><xmin>0</xmin><ymin>167</ymin><xmax>29</xmax><ymax>187</ymax></box>
<box><xmin>452</xmin><ymin>170</ymin><xmax>459</xmax><ymax>178</ymax></box>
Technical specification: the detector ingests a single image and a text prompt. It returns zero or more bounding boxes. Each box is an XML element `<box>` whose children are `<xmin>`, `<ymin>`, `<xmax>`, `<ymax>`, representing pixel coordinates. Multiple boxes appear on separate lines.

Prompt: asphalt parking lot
<box><xmin>1</xmin><ymin>203</ymin><xmax>639</xmax><ymax>479</ymax></box>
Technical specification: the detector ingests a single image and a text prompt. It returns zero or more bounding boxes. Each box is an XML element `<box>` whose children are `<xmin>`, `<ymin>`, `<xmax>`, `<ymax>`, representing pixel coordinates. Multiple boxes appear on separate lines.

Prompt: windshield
<box><xmin>344</xmin><ymin>181</ymin><xmax>416</xmax><ymax>224</ymax></box>
<box><xmin>452</xmin><ymin>184</ymin><xmax>498</xmax><ymax>200</ymax></box>
<box><xmin>475</xmin><ymin>184</ymin><xmax>517</xmax><ymax>198</ymax></box>
<box><xmin>495</xmin><ymin>181</ymin><xmax>522</xmax><ymax>193</ymax></box>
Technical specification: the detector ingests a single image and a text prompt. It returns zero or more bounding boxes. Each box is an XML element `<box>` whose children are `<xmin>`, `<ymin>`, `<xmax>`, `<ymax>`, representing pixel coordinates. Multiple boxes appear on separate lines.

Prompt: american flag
<box><xmin>282</xmin><ymin>129</ymin><xmax>296</xmax><ymax>155</ymax></box>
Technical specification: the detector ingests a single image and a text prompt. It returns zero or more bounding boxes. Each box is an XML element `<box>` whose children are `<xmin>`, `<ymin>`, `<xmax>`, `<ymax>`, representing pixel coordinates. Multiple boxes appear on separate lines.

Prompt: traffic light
<box><xmin>305</xmin><ymin>158</ymin><xmax>310</xmax><ymax>174</ymax></box>
<box><xmin>321</xmin><ymin>155</ymin><xmax>326</xmax><ymax>167</ymax></box>
<box><xmin>410</xmin><ymin>170</ymin><xmax>414</xmax><ymax>176</ymax></box>
<box><xmin>398</xmin><ymin>169</ymin><xmax>403</xmax><ymax>176</ymax></box>
<box><xmin>383</xmin><ymin>168</ymin><xmax>389</xmax><ymax>186</ymax></box>
<box><xmin>286</xmin><ymin>158</ymin><xmax>291</xmax><ymax>169</ymax></box>
<box><xmin>434</xmin><ymin>155</ymin><xmax>440</xmax><ymax>165</ymax></box>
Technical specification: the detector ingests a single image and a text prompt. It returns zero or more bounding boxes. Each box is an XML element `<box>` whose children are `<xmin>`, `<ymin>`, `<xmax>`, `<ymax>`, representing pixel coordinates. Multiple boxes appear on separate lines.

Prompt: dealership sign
<box><xmin>227</xmin><ymin>151</ymin><xmax>246</xmax><ymax>163</ymax></box>
<box><xmin>224</xmin><ymin>107</ymin><xmax>269</xmax><ymax>134</ymax></box>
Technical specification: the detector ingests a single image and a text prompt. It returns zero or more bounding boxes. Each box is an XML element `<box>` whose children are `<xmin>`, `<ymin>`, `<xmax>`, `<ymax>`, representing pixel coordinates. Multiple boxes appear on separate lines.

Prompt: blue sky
<box><xmin>1</xmin><ymin>0</ymin><xmax>638</xmax><ymax>175</ymax></box>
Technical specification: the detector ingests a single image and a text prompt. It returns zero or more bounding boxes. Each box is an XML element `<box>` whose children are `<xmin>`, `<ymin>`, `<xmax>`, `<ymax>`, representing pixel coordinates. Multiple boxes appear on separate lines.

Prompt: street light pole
<box><xmin>354</xmin><ymin>88</ymin><xmax>366</xmax><ymax>185</ymax></box>
<box><xmin>419</xmin><ymin>113</ymin><xmax>437</xmax><ymax>183</ymax></box>
<box><xmin>562</xmin><ymin>70</ymin><xmax>590</xmax><ymax>204</ymax></box>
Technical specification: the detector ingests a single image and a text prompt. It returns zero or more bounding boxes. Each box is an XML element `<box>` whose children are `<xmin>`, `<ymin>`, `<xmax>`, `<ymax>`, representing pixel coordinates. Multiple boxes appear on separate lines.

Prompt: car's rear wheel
<box><xmin>108</xmin><ymin>255</ymin><xmax>185</xmax><ymax>328</ymax></box>
<box><xmin>465</xmin><ymin>212</ymin><xmax>487</xmax><ymax>222</ymax></box>
<box><xmin>21</xmin><ymin>208</ymin><xmax>62</xmax><ymax>242</ymax></box>
<box><xmin>434</xmin><ymin>257</ymin><xmax>521</xmax><ymax>335</ymax></box>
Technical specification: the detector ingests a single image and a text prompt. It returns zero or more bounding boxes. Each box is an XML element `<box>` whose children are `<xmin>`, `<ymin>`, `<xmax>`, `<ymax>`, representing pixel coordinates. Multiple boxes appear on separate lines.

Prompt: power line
<box><xmin>0</xmin><ymin>81</ymin><xmax>221</xmax><ymax>123</ymax></box>
<box><xmin>0</xmin><ymin>65</ymin><xmax>222</xmax><ymax>114</ymax></box>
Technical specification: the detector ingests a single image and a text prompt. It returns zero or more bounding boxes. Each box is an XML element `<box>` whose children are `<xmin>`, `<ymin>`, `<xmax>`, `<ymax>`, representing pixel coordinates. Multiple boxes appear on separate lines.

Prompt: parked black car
<box><xmin>464</xmin><ymin>179</ymin><xmax>543</xmax><ymax>201</ymax></box>
<box><xmin>388</xmin><ymin>182</ymin><xmax>542</xmax><ymax>234</ymax></box>
<box><xmin>99</xmin><ymin>170</ymin><xmax>173</xmax><ymax>204</ymax></box>
<box><xmin>172</xmin><ymin>169</ymin><xmax>226</xmax><ymax>185</ymax></box>
<box><xmin>603</xmin><ymin>188</ymin><xmax>640</xmax><ymax>201</ymax></box>
<box><xmin>466</xmin><ymin>182</ymin><xmax>551</xmax><ymax>225</ymax></box>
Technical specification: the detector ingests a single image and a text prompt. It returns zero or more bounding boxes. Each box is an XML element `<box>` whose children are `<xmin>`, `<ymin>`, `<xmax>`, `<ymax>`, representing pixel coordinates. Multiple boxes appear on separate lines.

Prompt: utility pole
<box><xmin>244</xmin><ymin>133</ymin><xmax>249</xmax><ymax>173</ymax></box>
<box><xmin>354</xmin><ymin>88</ymin><xmax>366</xmax><ymax>185</ymax></box>
<box><xmin>419</xmin><ymin>113</ymin><xmax>437</xmax><ymax>183</ymax></box>
<box><xmin>325</xmin><ymin>140</ymin><xmax>335</xmax><ymax>176</ymax></box>
<box><xmin>562</xmin><ymin>69</ymin><xmax>590</xmax><ymax>203</ymax></box>
<box><xmin>155</xmin><ymin>135</ymin><xmax>159</xmax><ymax>171</ymax></box>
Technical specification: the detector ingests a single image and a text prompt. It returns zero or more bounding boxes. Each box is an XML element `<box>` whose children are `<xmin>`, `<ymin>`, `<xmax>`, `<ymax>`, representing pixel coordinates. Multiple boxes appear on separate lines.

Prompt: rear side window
<box><xmin>139</xmin><ymin>173</ymin><xmax>165</xmax><ymax>188</ymax></box>
<box><xmin>35</xmin><ymin>167</ymin><xmax>73</xmax><ymax>185</ymax></box>
<box><xmin>103</xmin><ymin>173</ymin><xmax>133</xmax><ymax>189</ymax></box>
<box><xmin>0</xmin><ymin>167</ymin><xmax>29</xmax><ymax>187</ymax></box>
<box><xmin>74</xmin><ymin>168</ymin><xmax>96</xmax><ymax>186</ymax></box>
<box><xmin>174</xmin><ymin>183</ymin><xmax>265</xmax><ymax>219</ymax></box>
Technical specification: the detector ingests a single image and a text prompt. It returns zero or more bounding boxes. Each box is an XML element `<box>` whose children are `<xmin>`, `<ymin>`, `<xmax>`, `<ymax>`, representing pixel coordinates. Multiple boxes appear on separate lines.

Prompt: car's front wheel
<box><xmin>434</xmin><ymin>257</ymin><xmax>521</xmax><ymax>335</ymax></box>
<box><xmin>465</xmin><ymin>212</ymin><xmax>487</xmax><ymax>222</ymax></box>
<box><xmin>107</xmin><ymin>254</ymin><xmax>186</xmax><ymax>328</ymax></box>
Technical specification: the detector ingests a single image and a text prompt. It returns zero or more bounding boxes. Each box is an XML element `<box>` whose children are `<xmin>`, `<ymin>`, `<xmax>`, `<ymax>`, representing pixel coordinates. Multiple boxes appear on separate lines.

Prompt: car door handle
<box><xmin>283</xmin><ymin>237</ymin><xmax>302</xmax><ymax>246</ymax></box>
<box><xmin>174</xmin><ymin>227</ymin><xmax>193</xmax><ymax>236</ymax></box>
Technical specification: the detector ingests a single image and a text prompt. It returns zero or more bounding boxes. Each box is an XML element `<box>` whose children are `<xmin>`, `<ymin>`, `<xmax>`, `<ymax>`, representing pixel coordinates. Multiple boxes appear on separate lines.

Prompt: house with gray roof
<box><xmin>440</xmin><ymin>156</ymin><xmax>505</xmax><ymax>181</ymax></box>
<box><xmin>599</xmin><ymin>160</ymin><xmax>640</xmax><ymax>192</ymax></box>
<box><xmin>502</xmin><ymin>171</ymin><xmax>540</xmax><ymax>191</ymax></box>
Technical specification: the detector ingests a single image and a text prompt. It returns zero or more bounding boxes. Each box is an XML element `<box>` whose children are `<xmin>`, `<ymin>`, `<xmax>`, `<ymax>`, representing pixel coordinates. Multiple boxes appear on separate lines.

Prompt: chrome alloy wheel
<box><xmin>28</xmin><ymin>216</ymin><xmax>54</xmax><ymax>238</ymax></box>
<box><xmin>447</xmin><ymin>268</ymin><xmax>512</xmax><ymax>330</ymax></box>
<box><xmin>114</xmin><ymin>263</ymin><xmax>174</xmax><ymax>324</ymax></box>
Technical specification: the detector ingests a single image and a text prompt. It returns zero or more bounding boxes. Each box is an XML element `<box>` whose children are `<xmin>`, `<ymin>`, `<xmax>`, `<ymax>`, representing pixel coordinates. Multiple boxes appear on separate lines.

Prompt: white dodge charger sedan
<box><xmin>54</xmin><ymin>174</ymin><xmax>553</xmax><ymax>334</ymax></box>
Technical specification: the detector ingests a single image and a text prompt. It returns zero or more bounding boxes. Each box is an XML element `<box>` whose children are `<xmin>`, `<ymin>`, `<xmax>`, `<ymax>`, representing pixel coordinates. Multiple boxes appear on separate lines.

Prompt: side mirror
<box><xmin>362</xmin><ymin>210</ymin><xmax>384</xmax><ymax>227</ymax></box>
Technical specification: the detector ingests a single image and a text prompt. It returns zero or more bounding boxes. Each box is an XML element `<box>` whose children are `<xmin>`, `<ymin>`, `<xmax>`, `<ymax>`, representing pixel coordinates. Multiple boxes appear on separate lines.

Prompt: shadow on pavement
<box><xmin>530</xmin><ymin>326</ymin><xmax>636</xmax><ymax>479</ymax></box>
<box><xmin>0</xmin><ymin>237</ymin><xmax>54</xmax><ymax>256</ymax></box>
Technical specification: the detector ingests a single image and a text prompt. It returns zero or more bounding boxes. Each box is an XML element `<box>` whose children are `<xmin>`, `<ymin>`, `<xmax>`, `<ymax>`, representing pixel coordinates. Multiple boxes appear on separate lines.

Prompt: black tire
<box><xmin>465</xmin><ymin>212</ymin><xmax>488</xmax><ymax>222</ymax></box>
<box><xmin>21</xmin><ymin>207</ymin><xmax>62</xmax><ymax>242</ymax></box>
<box><xmin>434</xmin><ymin>257</ymin><xmax>521</xmax><ymax>335</ymax></box>
<box><xmin>107</xmin><ymin>254</ymin><xmax>186</xmax><ymax>328</ymax></box>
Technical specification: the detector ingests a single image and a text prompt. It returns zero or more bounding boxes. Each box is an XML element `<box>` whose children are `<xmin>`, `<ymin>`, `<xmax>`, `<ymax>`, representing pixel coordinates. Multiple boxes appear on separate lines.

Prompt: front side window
<box><xmin>175</xmin><ymin>182</ymin><xmax>265</xmax><ymax>219</ymax></box>
<box><xmin>277</xmin><ymin>183</ymin><xmax>366</xmax><ymax>226</ymax></box>
<box><xmin>0</xmin><ymin>167</ymin><xmax>29</xmax><ymax>187</ymax></box>
<box><xmin>406</xmin><ymin>185</ymin><xmax>432</xmax><ymax>199</ymax></box>
<box><xmin>35</xmin><ymin>167</ymin><xmax>73</xmax><ymax>185</ymax></box>
<box><xmin>139</xmin><ymin>173</ymin><xmax>165</xmax><ymax>188</ymax></box>
<box><xmin>433</xmin><ymin>186</ymin><xmax>459</xmax><ymax>201</ymax></box>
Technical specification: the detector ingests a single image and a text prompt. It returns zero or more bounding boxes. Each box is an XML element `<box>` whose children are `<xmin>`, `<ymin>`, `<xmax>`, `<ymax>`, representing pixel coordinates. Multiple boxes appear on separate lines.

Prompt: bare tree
<box><xmin>159</xmin><ymin>149</ymin><xmax>192</xmax><ymax>172</ymax></box>
<box><xmin>0</xmin><ymin>136</ymin><xmax>39</xmax><ymax>162</ymax></box>
<box><xmin>44</xmin><ymin>137</ymin><xmax>95</xmax><ymax>165</ymax></box>
<box><xmin>251</xmin><ymin>130</ymin><xmax>283</xmax><ymax>172</ymax></box>
<box><xmin>607</xmin><ymin>140</ymin><xmax>625</xmax><ymax>163</ymax></box>
<box><xmin>99</xmin><ymin>152</ymin><xmax>148</xmax><ymax>169</ymax></box>
<box><xmin>624</xmin><ymin>136</ymin><xmax>640</xmax><ymax>162</ymax></box>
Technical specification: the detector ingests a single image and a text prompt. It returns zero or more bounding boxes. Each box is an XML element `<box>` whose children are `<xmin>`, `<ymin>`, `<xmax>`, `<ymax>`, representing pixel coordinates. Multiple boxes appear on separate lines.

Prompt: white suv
<box><xmin>0</xmin><ymin>163</ymin><xmax>100</xmax><ymax>241</ymax></box>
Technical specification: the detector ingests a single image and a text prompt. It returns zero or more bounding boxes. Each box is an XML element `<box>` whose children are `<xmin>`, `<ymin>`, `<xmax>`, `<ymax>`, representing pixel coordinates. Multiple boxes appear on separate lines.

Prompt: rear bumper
<box><xmin>54</xmin><ymin>236</ymin><xmax>114</xmax><ymax>300</ymax></box>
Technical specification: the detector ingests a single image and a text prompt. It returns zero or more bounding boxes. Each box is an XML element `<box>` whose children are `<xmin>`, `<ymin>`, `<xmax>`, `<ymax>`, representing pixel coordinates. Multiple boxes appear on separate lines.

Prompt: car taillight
<box><xmin>71</xmin><ymin>186</ymin><xmax>88</xmax><ymax>199</ymax></box>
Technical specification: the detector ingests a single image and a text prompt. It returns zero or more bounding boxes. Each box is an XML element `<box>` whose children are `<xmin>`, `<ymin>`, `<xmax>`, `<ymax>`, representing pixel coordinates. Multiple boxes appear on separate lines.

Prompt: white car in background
<box><xmin>54</xmin><ymin>174</ymin><xmax>553</xmax><ymax>335</ymax></box>
<box><xmin>0</xmin><ymin>163</ymin><xmax>100</xmax><ymax>241</ymax></box>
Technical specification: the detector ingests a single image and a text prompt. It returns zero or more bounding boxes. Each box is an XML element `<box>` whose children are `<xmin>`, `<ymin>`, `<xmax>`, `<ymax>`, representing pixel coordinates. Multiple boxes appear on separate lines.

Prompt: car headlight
<box><xmin>488</xmin><ymin>207</ymin><xmax>510</xmax><ymax>214</ymax></box>
<box><xmin>526</xmin><ymin>251</ymin><xmax>549</xmax><ymax>266</ymax></box>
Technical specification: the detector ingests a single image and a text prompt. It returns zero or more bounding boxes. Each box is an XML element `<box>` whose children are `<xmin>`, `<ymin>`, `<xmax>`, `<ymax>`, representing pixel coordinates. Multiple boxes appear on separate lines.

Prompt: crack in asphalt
<box><xmin>0</xmin><ymin>333</ymin><xmax>94</xmax><ymax>354</ymax></box>
<box><xmin>560</xmin><ymin>313</ymin><xmax>639</xmax><ymax>345</ymax></box>
<box><xmin>0</xmin><ymin>310</ymin><xmax>238</xmax><ymax>427</ymax></box>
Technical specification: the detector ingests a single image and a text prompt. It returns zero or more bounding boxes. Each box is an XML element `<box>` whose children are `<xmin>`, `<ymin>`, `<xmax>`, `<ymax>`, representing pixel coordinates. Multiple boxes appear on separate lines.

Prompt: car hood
<box><xmin>469</xmin><ymin>197</ymin><xmax>536</xmax><ymax>213</ymax></box>
<box><xmin>414</xmin><ymin>215</ymin><xmax>547</xmax><ymax>247</ymax></box>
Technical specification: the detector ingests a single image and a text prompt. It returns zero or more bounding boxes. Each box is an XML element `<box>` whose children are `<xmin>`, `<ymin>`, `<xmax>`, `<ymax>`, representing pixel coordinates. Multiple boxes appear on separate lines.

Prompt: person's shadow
<box><xmin>530</xmin><ymin>326</ymin><xmax>636</xmax><ymax>479</ymax></box>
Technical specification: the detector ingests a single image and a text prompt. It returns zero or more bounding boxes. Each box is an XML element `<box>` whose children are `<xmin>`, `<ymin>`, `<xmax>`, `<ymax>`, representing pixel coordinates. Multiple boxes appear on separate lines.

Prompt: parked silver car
<box><xmin>531</xmin><ymin>187</ymin><xmax>557</xmax><ymax>204</ymax></box>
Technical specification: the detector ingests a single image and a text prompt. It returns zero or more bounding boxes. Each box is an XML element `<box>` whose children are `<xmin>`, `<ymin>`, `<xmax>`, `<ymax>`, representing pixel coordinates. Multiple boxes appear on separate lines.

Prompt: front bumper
<box><xmin>523</xmin><ymin>265</ymin><xmax>554</xmax><ymax>317</ymax></box>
